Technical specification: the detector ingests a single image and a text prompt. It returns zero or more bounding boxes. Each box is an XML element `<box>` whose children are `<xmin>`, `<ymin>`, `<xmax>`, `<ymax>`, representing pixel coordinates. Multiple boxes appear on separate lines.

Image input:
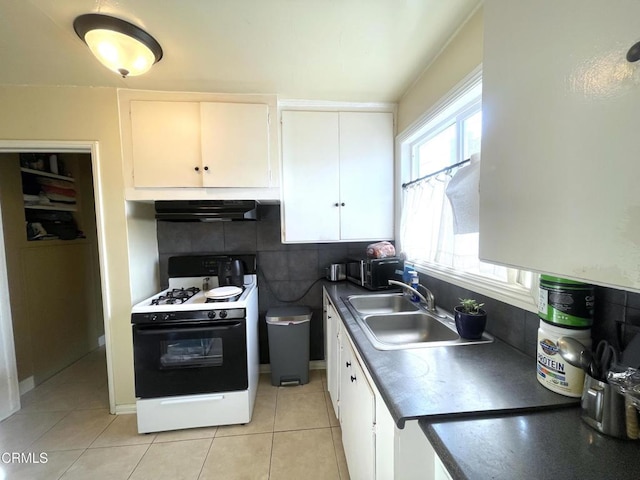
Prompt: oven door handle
<box><xmin>135</xmin><ymin>322</ymin><xmax>242</xmax><ymax>335</ymax></box>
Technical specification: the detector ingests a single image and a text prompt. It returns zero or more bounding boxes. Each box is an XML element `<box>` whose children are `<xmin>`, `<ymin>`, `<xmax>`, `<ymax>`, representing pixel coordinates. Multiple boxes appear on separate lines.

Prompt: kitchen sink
<box><xmin>347</xmin><ymin>293</ymin><xmax>419</xmax><ymax>314</ymax></box>
<box><xmin>343</xmin><ymin>294</ymin><xmax>493</xmax><ymax>350</ymax></box>
<box><xmin>364</xmin><ymin>313</ymin><xmax>460</xmax><ymax>345</ymax></box>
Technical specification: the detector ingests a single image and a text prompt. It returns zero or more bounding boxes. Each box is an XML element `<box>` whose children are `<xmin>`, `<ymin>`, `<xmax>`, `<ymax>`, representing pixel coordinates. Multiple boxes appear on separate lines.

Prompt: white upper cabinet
<box><xmin>281</xmin><ymin>110</ymin><xmax>394</xmax><ymax>243</ymax></box>
<box><xmin>281</xmin><ymin>111</ymin><xmax>341</xmax><ymax>241</ymax></box>
<box><xmin>339</xmin><ymin>112</ymin><xmax>394</xmax><ymax>241</ymax></box>
<box><xmin>480</xmin><ymin>0</ymin><xmax>640</xmax><ymax>291</ymax></box>
<box><xmin>200</xmin><ymin>103</ymin><xmax>270</xmax><ymax>188</ymax></box>
<box><xmin>130</xmin><ymin>101</ymin><xmax>202</xmax><ymax>188</ymax></box>
<box><xmin>129</xmin><ymin>100</ymin><xmax>271</xmax><ymax>189</ymax></box>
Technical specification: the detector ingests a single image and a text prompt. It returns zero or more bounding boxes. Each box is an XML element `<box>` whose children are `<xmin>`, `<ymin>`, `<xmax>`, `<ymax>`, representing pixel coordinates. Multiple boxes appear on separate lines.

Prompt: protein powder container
<box><xmin>538</xmin><ymin>275</ymin><xmax>595</xmax><ymax>328</ymax></box>
<box><xmin>537</xmin><ymin>320</ymin><xmax>592</xmax><ymax>397</ymax></box>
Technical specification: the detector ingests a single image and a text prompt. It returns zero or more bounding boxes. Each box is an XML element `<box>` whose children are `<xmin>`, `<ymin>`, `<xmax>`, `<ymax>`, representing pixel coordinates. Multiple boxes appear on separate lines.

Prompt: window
<box><xmin>398</xmin><ymin>70</ymin><xmax>536</xmax><ymax>311</ymax></box>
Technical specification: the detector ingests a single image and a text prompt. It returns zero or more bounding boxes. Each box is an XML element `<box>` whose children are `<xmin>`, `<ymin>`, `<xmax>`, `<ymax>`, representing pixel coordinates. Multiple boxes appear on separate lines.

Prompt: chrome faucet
<box><xmin>388</xmin><ymin>279</ymin><xmax>437</xmax><ymax>312</ymax></box>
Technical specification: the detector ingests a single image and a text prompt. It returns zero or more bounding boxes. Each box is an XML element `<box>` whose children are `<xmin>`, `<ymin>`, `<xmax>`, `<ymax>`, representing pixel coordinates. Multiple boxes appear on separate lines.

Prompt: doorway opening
<box><xmin>0</xmin><ymin>141</ymin><xmax>111</xmax><ymax>420</ymax></box>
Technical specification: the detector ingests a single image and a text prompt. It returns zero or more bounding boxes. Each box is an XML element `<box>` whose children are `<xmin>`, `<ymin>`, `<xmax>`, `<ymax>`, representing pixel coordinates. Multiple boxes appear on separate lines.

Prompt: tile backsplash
<box><xmin>157</xmin><ymin>204</ymin><xmax>371</xmax><ymax>364</ymax></box>
<box><xmin>414</xmin><ymin>272</ymin><xmax>640</xmax><ymax>359</ymax></box>
<box><xmin>157</xmin><ymin>204</ymin><xmax>640</xmax><ymax>364</ymax></box>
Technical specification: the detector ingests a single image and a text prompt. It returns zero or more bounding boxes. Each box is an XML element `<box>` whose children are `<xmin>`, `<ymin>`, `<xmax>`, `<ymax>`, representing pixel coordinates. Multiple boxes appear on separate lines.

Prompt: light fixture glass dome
<box><xmin>84</xmin><ymin>29</ymin><xmax>155</xmax><ymax>77</ymax></box>
<box><xmin>74</xmin><ymin>14</ymin><xmax>163</xmax><ymax>78</ymax></box>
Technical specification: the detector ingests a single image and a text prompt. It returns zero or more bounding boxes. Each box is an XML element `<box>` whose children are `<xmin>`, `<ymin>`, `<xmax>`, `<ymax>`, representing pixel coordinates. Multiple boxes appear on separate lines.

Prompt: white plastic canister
<box><xmin>536</xmin><ymin>320</ymin><xmax>591</xmax><ymax>397</ymax></box>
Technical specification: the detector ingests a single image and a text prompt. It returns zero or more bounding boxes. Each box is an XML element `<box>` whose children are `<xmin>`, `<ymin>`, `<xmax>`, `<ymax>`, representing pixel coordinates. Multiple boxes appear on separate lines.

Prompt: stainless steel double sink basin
<box><xmin>344</xmin><ymin>293</ymin><xmax>493</xmax><ymax>351</ymax></box>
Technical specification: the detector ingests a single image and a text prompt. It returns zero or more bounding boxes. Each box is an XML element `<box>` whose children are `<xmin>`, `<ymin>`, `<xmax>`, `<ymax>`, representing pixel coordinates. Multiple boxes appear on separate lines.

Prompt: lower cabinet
<box><xmin>324</xmin><ymin>289</ymin><xmax>453</xmax><ymax>480</ymax></box>
<box><xmin>340</xmin><ymin>328</ymin><xmax>376</xmax><ymax>480</ymax></box>
<box><xmin>325</xmin><ymin>298</ymin><xmax>340</xmax><ymax>418</ymax></box>
<box><xmin>394</xmin><ymin>421</ymin><xmax>454</xmax><ymax>480</ymax></box>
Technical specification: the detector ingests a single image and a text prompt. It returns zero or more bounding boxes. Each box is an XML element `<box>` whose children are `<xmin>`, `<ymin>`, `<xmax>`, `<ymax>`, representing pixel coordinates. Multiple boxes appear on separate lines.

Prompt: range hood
<box><xmin>155</xmin><ymin>200</ymin><xmax>258</xmax><ymax>221</ymax></box>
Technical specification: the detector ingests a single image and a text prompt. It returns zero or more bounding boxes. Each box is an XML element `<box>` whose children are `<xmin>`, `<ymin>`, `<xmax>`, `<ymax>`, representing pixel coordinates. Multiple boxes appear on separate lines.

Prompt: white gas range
<box><xmin>131</xmin><ymin>254</ymin><xmax>259</xmax><ymax>434</ymax></box>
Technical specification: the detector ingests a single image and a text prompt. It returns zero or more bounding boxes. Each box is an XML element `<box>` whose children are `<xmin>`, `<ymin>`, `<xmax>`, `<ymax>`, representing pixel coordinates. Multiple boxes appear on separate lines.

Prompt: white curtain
<box><xmin>400</xmin><ymin>171</ymin><xmax>484</xmax><ymax>274</ymax></box>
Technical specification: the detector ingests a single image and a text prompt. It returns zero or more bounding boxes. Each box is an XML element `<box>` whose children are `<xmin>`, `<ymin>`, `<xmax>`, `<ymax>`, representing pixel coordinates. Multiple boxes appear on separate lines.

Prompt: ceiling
<box><xmin>0</xmin><ymin>0</ymin><xmax>480</xmax><ymax>102</ymax></box>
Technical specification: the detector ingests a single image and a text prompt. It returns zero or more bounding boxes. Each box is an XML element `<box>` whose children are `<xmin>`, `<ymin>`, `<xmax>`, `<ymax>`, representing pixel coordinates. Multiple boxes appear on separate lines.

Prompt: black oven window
<box><xmin>160</xmin><ymin>337</ymin><xmax>223</xmax><ymax>369</ymax></box>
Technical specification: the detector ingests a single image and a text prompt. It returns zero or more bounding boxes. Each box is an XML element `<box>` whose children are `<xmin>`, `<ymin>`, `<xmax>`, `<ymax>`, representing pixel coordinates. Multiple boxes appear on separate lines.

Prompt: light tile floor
<box><xmin>0</xmin><ymin>347</ymin><xmax>350</xmax><ymax>480</ymax></box>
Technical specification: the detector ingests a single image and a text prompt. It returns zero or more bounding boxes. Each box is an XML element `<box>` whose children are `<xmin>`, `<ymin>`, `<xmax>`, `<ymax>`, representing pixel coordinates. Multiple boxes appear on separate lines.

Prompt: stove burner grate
<box><xmin>151</xmin><ymin>287</ymin><xmax>200</xmax><ymax>306</ymax></box>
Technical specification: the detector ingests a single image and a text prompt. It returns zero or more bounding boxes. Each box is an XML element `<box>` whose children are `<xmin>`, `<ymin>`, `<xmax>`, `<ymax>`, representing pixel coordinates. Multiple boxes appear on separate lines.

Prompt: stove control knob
<box><xmin>208</xmin><ymin>311</ymin><xmax>216</xmax><ymax>319</ymax></box>
<box><xmin>219</xmin><ymin>310</ymin><xmax>228</xmax><ymax>319</ymax></box>
<box><xmin>162</xmin><ymin>313</ymin><xmax>171</xmax><ymax>321</ymax></box>
<box><xmin>150</xmin><ymin>314</ymin><xmax>159</xmax><ymax>322</ymax></box>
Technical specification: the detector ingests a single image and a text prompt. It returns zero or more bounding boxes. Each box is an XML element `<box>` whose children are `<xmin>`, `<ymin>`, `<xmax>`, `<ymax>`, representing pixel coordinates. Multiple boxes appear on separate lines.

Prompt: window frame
<box><xmin>396</xmin><ymin>66</ymin><xmax>538</xmax><ymax>313</ymax></box>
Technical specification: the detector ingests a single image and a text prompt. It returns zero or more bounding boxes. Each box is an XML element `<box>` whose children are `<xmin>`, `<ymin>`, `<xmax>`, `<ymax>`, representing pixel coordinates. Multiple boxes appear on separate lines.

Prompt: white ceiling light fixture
<box><xmin>73</xmin><ymin>13</ymin><xmax>163</xmax><ymax>78</ymax></box>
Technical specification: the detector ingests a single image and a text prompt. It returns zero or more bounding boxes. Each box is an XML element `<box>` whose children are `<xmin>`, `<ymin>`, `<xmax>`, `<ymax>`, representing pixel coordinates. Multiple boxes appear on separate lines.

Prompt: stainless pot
<box><xmin>325</xmin><ymin>263</ymin><xmax>346</xmax><ymax>282</ymax></box>
<box><xmin>581</xmin><ymin>373</ymin><xmax>635</xmax><ymax>439</ymax></box>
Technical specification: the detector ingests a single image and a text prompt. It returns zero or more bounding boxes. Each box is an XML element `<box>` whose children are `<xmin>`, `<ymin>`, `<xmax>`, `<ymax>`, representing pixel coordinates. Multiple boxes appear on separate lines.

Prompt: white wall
<box><xmin>397</xmin><ymin>7</ymin><xmax>484</xmax><ymax>132</ymax></box>
<box><xmin>126</xmin><ymin>201</ymin><xmax>159</xmax><ymax>304</ymax></box>
<box><xmin>0</xmin><ymin>85</ymin><xmax>152</xmax><ymax>409</ymax></box>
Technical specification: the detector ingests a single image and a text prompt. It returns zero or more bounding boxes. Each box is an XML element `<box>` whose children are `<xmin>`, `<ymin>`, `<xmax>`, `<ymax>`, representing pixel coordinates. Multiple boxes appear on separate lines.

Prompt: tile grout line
<box><xmin>327</xmin><ymin>427</ymin><xmax>343</xmax><ymax>480</ymax></box>
<box><xmin>267</xmin><ymin>431</ymin><xmax>275</xmax><ymax>480</ymax></box>
<box><xmin>83</xmin><ymin>409</ymin><xmax>118</xmax><ymax>450</ymax></box>
<box><xmin>125</xmin><ymin>441</ymin><xmax>154</xmax><ymax>480</ymax></box>
<box><xmin>322</xmin><ymin>379</ymin><xmax>344</xmax><ymax>480</ymax></box>
<box><xmin>18</xmin><ymin>408</ymin><xmax>73</xmax><ymax>454</ymax></box>
<box><xmin>55</xmin><ymin>447</ymin><xmax>87</xmax><ymax>480</ymax></box>
<box><xmin>195</xmin><ymin>437</ymin><xmax>215</xmax><ymax>480</ymax></box>
<box><xmin>268</xmin><ymin>380</ymin><xmax>280</xmax><ymax>479</ymax></box>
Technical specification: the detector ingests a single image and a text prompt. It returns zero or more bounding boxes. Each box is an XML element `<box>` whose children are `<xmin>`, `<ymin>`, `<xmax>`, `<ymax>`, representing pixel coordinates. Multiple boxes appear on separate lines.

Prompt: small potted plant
<box><xmin>453</xmin><ymin>298</ymin><xmax>487</xmax><ymax>340</ymax></box>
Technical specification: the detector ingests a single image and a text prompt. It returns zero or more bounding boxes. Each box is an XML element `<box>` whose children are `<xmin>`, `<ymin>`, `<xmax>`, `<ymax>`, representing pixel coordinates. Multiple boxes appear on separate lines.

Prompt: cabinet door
<box><xmin>325</xmin><ymin>299</ymin><xmax>340</xmax><ymax>419</ymax></box>
<box><xmin>395</xmin><ymin>420</ymin><xmax>452</xmax><ymax>480</ymax></box>
<box><xmin>281</xmin><ymin>111</ymin><xmax>341</xmax><ymax>242</ymax></box>
<box><xmin>339</xmin><ymin>112</ymin><xmax>394</xmax><ymax>241</ymax></box>
<box><xmin>375</xmin><ymin>391</ymin><xmax>396</xmax><ymax>480</ymax></box>
<box><xmin>130</xmin><ymin>101</ymin><xmax>202</xmax><ymax>187</ymax></box>
<box><xmin>340</xmin><ymin>336</ymin><xmax>375</xmax><ymax>480</ymax></box>
<box><xmin>481</xmin><ymin>0</ymin><xmax>640</xmax><ymax>290</ymax></box>
<box><xmin>200</xmin><ymin>103</ymin><xmax>271</xmax><ymax>187</ymax></box>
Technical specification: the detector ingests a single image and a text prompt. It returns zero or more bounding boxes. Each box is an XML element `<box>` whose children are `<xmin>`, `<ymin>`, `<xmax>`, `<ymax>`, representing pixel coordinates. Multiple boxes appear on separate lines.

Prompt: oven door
<box><xmin>133</xmin><ymin>319</ymin><xmax>247</xmax><ymax>399</ymax></box>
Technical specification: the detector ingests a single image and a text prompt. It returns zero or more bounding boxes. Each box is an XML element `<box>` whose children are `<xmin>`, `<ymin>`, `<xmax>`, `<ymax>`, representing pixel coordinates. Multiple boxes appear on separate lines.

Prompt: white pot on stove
<box><xmin>205</xmin><ymin>285</ymin><xmax>243</xmax><ymax>300</ymax></box>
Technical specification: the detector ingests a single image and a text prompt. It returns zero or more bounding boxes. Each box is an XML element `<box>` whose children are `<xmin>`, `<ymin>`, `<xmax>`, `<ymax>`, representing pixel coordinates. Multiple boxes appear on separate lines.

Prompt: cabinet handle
<box><xmin>334</xmin><ymin>203</ymin><xmax>339</xmax><ymax>207</ymax></box>
<box><xmin>194</xmin><ymin>167</ymin><xmax>200</xmax><ymax>172</ymax></box>
<box><xmin>350</xmin><ymin>375</ymin><xmax>356</xmax><ymax>383</ymax></box>
<box><xmin>204</xmin><ymin>166</ymin><xmax>209</xmax><ymax>171</ymax></box>
<box><xmin>341</xmin><ymin>202</ymin><xmax>345</xmax><ymax>206</ymax></box>
<box><xmin>345</xmin><ymin>361</ymin><xmax>351</xmax><ymax>368</ymax></box>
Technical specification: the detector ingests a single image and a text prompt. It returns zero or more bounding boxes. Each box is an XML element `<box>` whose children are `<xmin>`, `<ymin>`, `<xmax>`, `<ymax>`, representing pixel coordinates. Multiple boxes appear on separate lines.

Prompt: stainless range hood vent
<box><xmin>155</xmin><ymin>200</ymin><xmax>258</xmax><ymax>222</ymax></box>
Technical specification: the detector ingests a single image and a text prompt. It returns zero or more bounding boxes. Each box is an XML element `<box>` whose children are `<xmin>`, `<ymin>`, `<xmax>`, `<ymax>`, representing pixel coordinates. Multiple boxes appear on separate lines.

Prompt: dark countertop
<box><xmin>421</xmin><ymin>409</ymin><xmax>640</xmax><ymax>480</ymax></box>
<box><xmin>324</xmin><ymin>281</ymin><xmax>640</xmax><ymax>480</ymax></box>
<box><xmin>323</xmin><ymin>281</ymin><xmax>578</xmax><ymax>428</ymax></box>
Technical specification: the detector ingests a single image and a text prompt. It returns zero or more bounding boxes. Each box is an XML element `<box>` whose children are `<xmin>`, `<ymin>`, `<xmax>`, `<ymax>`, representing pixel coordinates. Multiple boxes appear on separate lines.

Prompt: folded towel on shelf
<box><xmin>36</xmin><ymin>177</ymin><xmax>75</xmax><ymax>188</ymax></box>
<box><xmin>40</xmin><ymin>184</ymin><xmax>76</xmax><ymax>198</ymax></box>
<box><xmin>45</xmin><ymin>194</ymin><xmax>76</xmax><ymax>204</ymax></box>
<box><xmin>445</xmin><ymin>153</ymin><xmax>481</xmax><ymax>234</ymax></box>
<box><xmin>23</xmin><ymin>194</ymin><xmax>41</xmax><ymax>204</ymax></box>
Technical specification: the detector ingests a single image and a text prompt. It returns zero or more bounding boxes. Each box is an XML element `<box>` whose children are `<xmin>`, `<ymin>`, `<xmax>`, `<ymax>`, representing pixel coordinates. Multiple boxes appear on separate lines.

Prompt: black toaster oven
<box><xmin>346</xmin><ymin>257</ymin><xmax>404</xmax><ymax>290</ymax></box>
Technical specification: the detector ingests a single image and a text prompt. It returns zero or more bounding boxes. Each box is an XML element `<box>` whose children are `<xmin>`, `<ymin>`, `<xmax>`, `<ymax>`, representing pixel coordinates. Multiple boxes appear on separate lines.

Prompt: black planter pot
<box><xmin>453</xmin><ymin>307</ymin><xmax>487</xmax><ymax>340</ymax></box>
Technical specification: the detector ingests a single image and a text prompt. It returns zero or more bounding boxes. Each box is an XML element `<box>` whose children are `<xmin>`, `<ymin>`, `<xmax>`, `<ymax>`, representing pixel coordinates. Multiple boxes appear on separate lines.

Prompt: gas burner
<box><xmin>151</xmin><ymin>287</ymin><xmax>200</xmax><ymax>306</ymax></box>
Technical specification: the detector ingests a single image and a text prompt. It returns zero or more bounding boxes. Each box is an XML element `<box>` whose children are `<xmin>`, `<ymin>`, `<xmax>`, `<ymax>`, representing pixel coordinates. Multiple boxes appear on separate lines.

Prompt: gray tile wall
<box><xmin>414</xmin><ymin>272</ymin><xmax>640</xmax><ymax>359</ymax></box>
<box><xmin>157</xmin><ymin>204</ymin><xmax>640</xmax><ymax>363</ymax></box>
<box><xmin>157</xmin><ymin>204</ymin><xmax>372</xmax><ymax>364</ymax></box>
